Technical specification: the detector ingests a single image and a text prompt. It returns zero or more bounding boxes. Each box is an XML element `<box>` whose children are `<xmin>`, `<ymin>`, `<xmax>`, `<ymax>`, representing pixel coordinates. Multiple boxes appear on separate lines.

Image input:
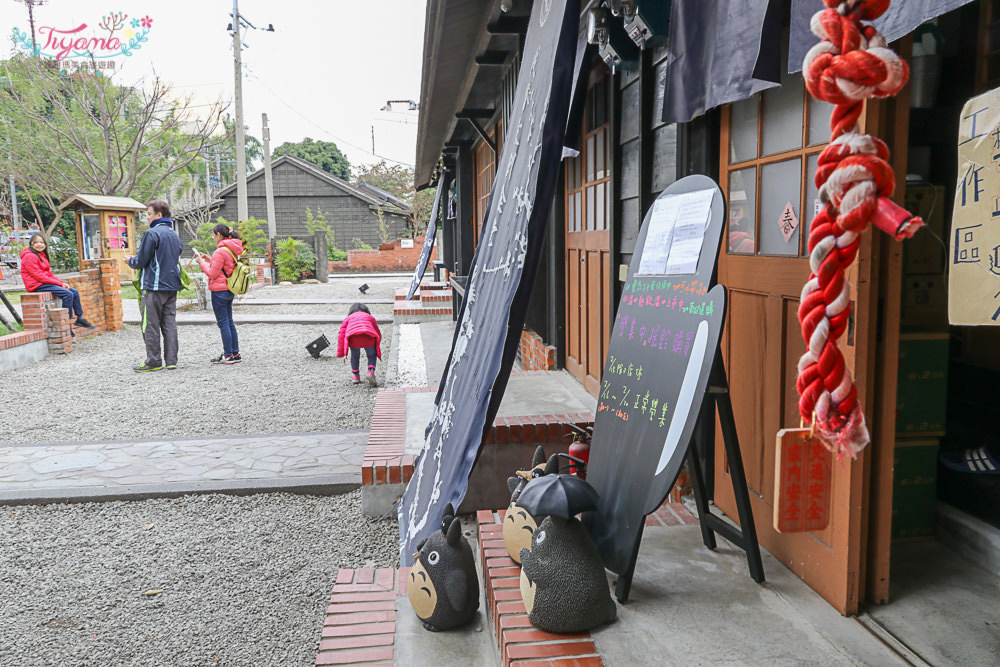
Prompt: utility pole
<box><xmin>261</xmin><ymin>113</ymin><xmax>276</xmax><ymax>240</ymax></box>
<box><xmin>371</xmin><ymin>126</ymin><xmax>375</xmax><ymax>155</ymax></box>
<box><xmin>232</xmin><ymin>0</ymin><xmax>248</xmax><ymax>223</ymax></box>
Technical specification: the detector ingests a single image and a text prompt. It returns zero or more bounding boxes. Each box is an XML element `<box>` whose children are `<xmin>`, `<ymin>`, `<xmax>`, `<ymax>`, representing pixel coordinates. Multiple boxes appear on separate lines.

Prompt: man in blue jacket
<box><xmin>127</xmin><ymin>200</ymin><xmax>183</xmax><ymax>372</ymax></box>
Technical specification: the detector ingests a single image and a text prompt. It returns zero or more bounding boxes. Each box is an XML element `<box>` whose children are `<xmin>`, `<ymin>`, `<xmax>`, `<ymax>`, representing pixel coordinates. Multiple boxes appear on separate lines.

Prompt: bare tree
<box><xmin>0</xmin><ymin>56</ymin><xmax>227</xmax><ymax>236</ymax></box>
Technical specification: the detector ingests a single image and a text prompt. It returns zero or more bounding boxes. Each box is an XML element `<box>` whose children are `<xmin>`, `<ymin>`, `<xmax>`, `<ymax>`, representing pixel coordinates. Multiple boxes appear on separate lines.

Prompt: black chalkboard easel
<box><xmin>582</xmin><ymin>175</ymin><xmax>765</xmax><ymax>603</ymax></box>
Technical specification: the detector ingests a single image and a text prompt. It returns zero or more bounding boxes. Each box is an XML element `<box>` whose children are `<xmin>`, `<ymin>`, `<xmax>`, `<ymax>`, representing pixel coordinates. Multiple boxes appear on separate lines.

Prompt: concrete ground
<box><xmin>4</xmin><ymin>273</ymin><xmax>1000</xmax><ymax>664</ymax></box>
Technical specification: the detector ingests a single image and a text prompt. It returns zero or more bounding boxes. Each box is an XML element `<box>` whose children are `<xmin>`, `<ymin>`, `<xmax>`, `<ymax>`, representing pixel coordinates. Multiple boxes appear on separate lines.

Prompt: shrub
<box><xmin>352</xmin><ymin>237</ymin><xmax>372</xmax><ymax>250</ymax></box>
<box><xmin>304</xmin><ymin>207</ymin><xmax>335</xmax><ymax>250</ymax></box>
<box><xmin>236</xmin><ymin>217</ymin><xmax>267</xmax><ymax>258</ymax></box>
<box><xmin>275</xmin><ymin>237</ymin><xmax>316</xmax><ymax>282</ymax></box>
<box><xmin>329</xmin><ymin>247</ymin><xmax>348</xmax><ymax>262</ymax></box>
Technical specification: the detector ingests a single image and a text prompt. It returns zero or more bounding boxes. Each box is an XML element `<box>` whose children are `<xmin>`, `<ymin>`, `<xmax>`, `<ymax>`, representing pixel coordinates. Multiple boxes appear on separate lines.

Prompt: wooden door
<box><xmin>715</xmin><ymin>67</ymin><xmax>876</xmax><ymax>615</ymax></box>
<box><xmin>565</xmin><ymin>71</ymin><xmax>611</xmax><ymax>396</ymax></box>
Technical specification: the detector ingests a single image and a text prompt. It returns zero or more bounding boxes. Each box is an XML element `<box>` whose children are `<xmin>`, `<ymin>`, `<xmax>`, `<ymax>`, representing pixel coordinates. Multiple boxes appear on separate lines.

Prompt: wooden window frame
<box><xmin>721</xmin><ymin>90</ymin><xmax>833</xmax><ymax>258</ymax></box>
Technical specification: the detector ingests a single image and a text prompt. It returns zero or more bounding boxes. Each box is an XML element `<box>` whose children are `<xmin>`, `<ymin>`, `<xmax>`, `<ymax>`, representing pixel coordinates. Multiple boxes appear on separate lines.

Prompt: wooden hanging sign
<box><xmin>773</xmin><ymin>428</ymin><xmax>832</xmax><ymax>533</ymax></box>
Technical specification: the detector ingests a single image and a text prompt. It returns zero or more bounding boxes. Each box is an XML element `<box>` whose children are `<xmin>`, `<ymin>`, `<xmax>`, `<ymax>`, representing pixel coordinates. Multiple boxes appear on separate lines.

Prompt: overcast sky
<box><xmin>0</xmin><ymin>0</ymin><xmax>426</xmax><ymax>174</ymax></box>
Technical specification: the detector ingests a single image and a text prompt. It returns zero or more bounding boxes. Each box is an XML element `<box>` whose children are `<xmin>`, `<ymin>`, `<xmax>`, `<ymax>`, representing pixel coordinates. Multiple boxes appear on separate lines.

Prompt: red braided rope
<box><xmin>797</xmin><ymin>0</ymin><xmax>923</xmax><ymax>457</ymax></box>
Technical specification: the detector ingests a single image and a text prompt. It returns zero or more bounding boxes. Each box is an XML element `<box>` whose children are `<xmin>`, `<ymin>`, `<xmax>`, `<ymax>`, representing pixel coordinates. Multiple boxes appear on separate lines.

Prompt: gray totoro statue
<box><xmin>519</xmin><ymin>514</ymin><xmax>617</xmax><ymax>634</ymax></box>
<box><xmin>407</xmin><ymin>503</ymin><xmax>480</xmax><ymax>631</ymax></box>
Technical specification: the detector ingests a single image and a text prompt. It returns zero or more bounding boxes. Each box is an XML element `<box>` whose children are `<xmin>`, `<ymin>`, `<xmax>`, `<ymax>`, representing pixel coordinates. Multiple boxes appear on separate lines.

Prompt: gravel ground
<box><xmin>0</xmin><ymin>320</ymin><xmax>392</xmax><ymax>445</ymax></box>
<box><xmin>232</xmin><ymin>303</ymin><xmax>394</xmax><ymax>317</ymax></box>
<box><xmin>252</xmin><ymin>277</ymin><xmax>405</xmax><ymax>302</ymax></box>
<box><xmin>0</xmin><ymin>490</ymin><xmax>399</xmax><ymax>666</ymax></box>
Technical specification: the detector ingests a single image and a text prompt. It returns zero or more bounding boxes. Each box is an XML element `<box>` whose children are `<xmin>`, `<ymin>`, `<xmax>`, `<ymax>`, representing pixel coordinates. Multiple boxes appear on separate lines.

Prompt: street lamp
<box><xmin>381</xmin><ymin>99</ymin><xmax>419</xmax><ymax>112</ymax></box>
<box><xmin>228</xmin><ymin>0</ymin><xmax>274</xmax><ymax>223</ymax></box>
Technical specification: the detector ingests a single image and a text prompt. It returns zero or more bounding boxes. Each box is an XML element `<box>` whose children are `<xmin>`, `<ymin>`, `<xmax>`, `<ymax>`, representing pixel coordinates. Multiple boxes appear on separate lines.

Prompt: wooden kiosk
<box><xmin>60</xmin><ymin>195</ymin><xmax>144</xmax><ymax>281</ymax></box>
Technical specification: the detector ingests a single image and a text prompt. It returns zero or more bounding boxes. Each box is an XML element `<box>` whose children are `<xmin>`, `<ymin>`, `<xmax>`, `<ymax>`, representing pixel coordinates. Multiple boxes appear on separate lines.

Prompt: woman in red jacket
<box><xmin>336</xmin><ymin>303</ymin><xmax>382</xmax><ymax>386</ymax></box>
<box><xmin>195</xmin><ymin>223</ymin><xmax>244</xmax><ymax>365</ymax></box>
<box><xmin>20</xmin><ymin>234</ymin><xmax>96</xmax><ymax>330</ymax></box>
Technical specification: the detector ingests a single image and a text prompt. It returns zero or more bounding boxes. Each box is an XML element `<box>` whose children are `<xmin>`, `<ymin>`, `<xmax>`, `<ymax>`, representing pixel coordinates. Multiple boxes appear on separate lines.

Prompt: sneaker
<box><xmin>222</xmin><ymin>353</ymin><xmax>242</xmax><ymax>365</ymax></box>
<box><xmin>210</xmin><ymin>355</ymin><xmax>226</xmax><ymax>364</ymax></box>
<box><xmin>164</xmin><ymin>364</ymin><xmax>177</xmax><ymax>370</ymax></box>
<box><xmin>75</xmin><ymin>317</ymin><xmax>96</xmax><ymax>329</ymax></box>
<box><xmin>366</xmin><ymin>369</ymin><xmax>377</xmax><ymax>387</ymax></box>
<box><xmin>133</xmin><ymin>363</ymin><xmax>162</xmax><ymax>372</ymax></box>
<box><xmin>352</xmin><ymin>372</ymin><xmax>361</xmax><ymax>384</ymax></box>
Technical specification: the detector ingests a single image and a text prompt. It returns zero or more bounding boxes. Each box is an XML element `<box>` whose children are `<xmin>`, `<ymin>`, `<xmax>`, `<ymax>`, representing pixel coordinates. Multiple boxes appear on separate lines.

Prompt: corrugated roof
<box><xmin>58</xmin><ymin>194</ymin><xmax>146</xmax><ymax>211</ymax></box>
<box><xmin>217</xmin><ymin>154</ymin><xmax>411</xmax><ymax>215</ymax></box>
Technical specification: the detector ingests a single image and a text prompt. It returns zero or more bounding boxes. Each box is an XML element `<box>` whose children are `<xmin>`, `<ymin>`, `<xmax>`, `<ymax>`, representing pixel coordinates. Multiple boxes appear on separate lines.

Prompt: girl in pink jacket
<box><xmin>336</xmin><ymin>303</ymin><xmax>382</xmax><ymax>386</ymax></box>
<box><xmin>196</xmin><ymin>223</ymin><xmax>245</xmax><ymax>364</ymax></box>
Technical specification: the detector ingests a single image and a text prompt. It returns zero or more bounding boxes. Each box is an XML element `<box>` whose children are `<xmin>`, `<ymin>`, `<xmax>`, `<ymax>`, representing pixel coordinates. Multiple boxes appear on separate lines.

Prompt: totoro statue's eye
<box><xmin>427</xmin><ymin>550</ymin><xmax>440</xmax><ymax>565</ymax></box>
<box><xmin>535</xmin><ymin>530</ymin><xmax>547</xmax><ymax>545</ymax></box>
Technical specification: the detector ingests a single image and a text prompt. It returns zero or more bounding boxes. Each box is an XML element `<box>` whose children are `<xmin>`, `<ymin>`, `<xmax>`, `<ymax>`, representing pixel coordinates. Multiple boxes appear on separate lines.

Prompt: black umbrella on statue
<box><xmin>515</xmin><ymin>473</ymin><xmax>600</xmax><ymax>519</ymax></box>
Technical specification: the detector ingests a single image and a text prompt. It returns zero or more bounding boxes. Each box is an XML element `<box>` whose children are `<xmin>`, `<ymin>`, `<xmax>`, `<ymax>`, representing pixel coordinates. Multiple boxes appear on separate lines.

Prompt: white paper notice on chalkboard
<box><xmin>637</xmin><ymin>189</ymin><xmax>714</xmax><ymax>276</ymax></box>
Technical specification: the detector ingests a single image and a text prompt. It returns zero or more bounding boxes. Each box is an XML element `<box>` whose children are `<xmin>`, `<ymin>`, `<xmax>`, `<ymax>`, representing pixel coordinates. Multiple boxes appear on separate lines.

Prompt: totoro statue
<box><xmin>407</xmin><ymin>503</ymin><xmax>480</xmax><ymax>631</ymax></box>
<box><xmin>519</xmin><ymin>515</ymin><xmax>617</xmax><ymax>634</ymax></box>
<box><xmin>503</xmin><ymin>448</ymin><xmax>559</xmax><ymax>564</ymax></box>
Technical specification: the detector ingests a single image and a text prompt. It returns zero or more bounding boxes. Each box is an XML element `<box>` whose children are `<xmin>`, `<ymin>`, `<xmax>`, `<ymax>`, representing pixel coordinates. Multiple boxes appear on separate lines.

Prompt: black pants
<box><xmin>141</xmin><ymin>291</ymin><xmax>178</xmax><ymax>366</ymax></box>
<box><xmin>350</xmin><ymin>346</ymin><xmax>377</xmax><ymax>373</ymax></box>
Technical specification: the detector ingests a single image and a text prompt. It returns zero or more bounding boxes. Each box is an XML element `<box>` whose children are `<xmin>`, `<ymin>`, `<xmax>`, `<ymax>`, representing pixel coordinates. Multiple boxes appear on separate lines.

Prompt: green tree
<box><xmin>0</xmin><ymin>56</ymin><xmax>226</xmax><ymax>236</ymax></box>
<box><xmin>272</xmin><ymin>138</ymin><xmax>350</xmax><ymax>180</ymax></box>
<box><xmin>353</xmin><ymin>160</ymin><xmax>437</xmax><ymax>235</ymax></box>
<box><xmin>275</xmin><ymin>237</ymin><xmax>316</xmax><ymax>282</ymax></box>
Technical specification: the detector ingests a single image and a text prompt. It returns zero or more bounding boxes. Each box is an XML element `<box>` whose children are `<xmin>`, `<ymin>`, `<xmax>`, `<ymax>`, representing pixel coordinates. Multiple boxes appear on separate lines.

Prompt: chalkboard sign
<box><xmin>582</xmin><ymin>175</ymin><xmax>727</xmax><ymax>578</ymax></box>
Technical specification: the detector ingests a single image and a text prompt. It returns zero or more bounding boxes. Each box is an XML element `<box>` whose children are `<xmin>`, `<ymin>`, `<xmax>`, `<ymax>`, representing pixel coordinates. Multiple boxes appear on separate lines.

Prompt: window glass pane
<box><xmin>596</xmin><ymin>131</ymin><xmax>606</xmax><ymax>180</ymax></box>
<box><xmin>596</xmin><ymin>183</ymin><xmax>605</xmax><ymax>231</ymax></box>
<box><xmin>82</xmin><ymin>213</ymin><xmax>100</xmax><ymax>259</ymax></box>
<box><xmin>729</xmin><ymin>96</ymin><xmax>758</xmax><ymax>163</ymax></box>
<box><xmin>761</xmin><ymin>68</ymin><xmax>805</xmax><ymax>156</ymax></box>
<box><xmin>586</xmin><ymin>187</ymin><xmax>596</xmax><ymax>230</ymax></box>
<box><xmin>808</xmin><ymin>96</ymin><xmax>835</xmax><ymax>145</ymax></box>
<box><xmin>759</xmin><ymin>159</ymin><xmax>802</xmax><ymax>256</ymax></box>
<box><xmin>727</xmin><ymin>167</ymin><xmax>756</xmax><ymax>254</ymax></box>
<box><xmin>804</xmin><ymin>154</ymin><xmax>821</xmax><ymax>256</ymax></box>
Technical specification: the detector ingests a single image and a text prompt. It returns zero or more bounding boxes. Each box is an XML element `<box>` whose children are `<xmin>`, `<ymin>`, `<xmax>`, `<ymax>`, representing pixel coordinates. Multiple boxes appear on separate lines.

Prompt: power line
<box><xmin>243</xmin><ymin>68</ymin><xmax>414</xmax><ymax>167</ymax></box>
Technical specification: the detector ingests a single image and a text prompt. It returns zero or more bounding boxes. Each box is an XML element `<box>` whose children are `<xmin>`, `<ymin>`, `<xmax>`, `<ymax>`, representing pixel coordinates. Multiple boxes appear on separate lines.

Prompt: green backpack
<box><xmin>222</xmin><ymin>246</ymin><xmax>252</xmax><ymax>295</ymax></box>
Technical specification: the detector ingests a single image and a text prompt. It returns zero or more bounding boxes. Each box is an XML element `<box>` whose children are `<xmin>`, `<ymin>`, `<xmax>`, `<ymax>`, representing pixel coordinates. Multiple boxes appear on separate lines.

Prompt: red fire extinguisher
<box><xmin>562</xmin><ymin>423</ymin><xmax>592</xmax><ymax>479</ymax></box>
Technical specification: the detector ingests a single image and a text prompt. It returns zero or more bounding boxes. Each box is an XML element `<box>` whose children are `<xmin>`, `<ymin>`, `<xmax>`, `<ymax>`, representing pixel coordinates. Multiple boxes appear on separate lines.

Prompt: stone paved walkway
<box><xmin>0</xmin><ymin>431</ymin><xmax>368</xmax><ymax>504</ymax></box>
<box><xmin>120</xmin><ymin>299</ymin><xmax>393</xmax><ymax>325</ymax></box>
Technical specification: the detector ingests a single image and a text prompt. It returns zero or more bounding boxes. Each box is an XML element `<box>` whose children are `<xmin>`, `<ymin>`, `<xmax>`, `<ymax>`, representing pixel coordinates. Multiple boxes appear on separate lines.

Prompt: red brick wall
<box><xmin>329</xmin><ymin>237</ymin><xmax>436</xmax><ymax>273</ymax></box>
<box><xmin>519</xmin><ymin>328</ymin><xmax>556</xmax><ymax>371</ymax></box>
<box><xmin>17</xmin><ymin>258</ymin><xmax>123</xmax><ymax>355</ymax></box>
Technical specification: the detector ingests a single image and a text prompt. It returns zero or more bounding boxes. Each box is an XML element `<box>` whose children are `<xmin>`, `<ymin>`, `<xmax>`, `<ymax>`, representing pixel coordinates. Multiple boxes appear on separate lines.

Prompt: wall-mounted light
<box><xmin>623</xmin><ymin>0</ymin><xmax>669</xmax><ymax>49</ymax></box>
<box><xmin>586</xmin><ymin>7</ymin><xmax>610</xmax><ymax>47</ymax></box>
<box><xmin>500</xmin><ymin>0</ymin><xmax>514</xmax><ymax>13</ymax></box>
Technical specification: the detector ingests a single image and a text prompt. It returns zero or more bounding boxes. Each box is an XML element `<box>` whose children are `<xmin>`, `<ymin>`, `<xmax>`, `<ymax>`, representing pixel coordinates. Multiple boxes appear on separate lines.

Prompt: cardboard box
<box><xmin>896</xmin><ymin>332</ymin><xmax>949</xmax><ymax>436</ymax></box>
<box><xmin>891</xmin><ymin>438</ymin><xmax>939</xmax><ymax>540</ymax></box>
<box><xmin>903</xmin><ymin>184</ymin><xmax>947</xmax><ymax>275</ymax></box>
<box><xmin>901</xmin><ymin>273</ymin><xmax>949</xmax><ymax>331</ymax></box>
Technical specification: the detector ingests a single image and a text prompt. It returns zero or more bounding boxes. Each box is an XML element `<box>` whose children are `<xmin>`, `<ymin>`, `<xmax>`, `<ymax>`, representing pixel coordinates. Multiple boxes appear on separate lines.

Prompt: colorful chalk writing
<box><xmin>619</xmin><ymin>293</ymin><xmax>715</xmax><ymax>315</ymax></box>
<box><xmin>623</xmin><ymin>278</ymin><xmax>708</xmax><ymax>295</ymax></box>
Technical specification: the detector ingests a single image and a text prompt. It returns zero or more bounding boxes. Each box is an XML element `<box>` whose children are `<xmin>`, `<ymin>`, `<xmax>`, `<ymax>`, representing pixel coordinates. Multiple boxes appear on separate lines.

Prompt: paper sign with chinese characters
<box><xmin>778</xmin><ymin>202</ymin><xmax>798</xmax><ymax>243</ymax></box>
<box><xmin>950</xmin><ymin>87</ymin><xmax>1000</xmax><ymax>325</ymax></box>
<box><xmin>773</xmin><ymin>428</ymin><xmax>831</xmax><ymax>533</ymax></box>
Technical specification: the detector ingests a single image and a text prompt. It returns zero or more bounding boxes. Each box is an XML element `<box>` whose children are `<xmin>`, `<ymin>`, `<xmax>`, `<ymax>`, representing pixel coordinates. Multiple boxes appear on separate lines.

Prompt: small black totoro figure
<box><xmin>519</xmin><ymin>515</ymin><xmax>617</xmax><ymax>634</ymax></box>
<box><xmin>407</xmin><ymin>503</ymin><xmax>480</xmax><ymax>631</ymax></box>
<box><xmin>503</xmin><ymin>449</ymin><xmax>559</xmax><ymax>564</ymax></box>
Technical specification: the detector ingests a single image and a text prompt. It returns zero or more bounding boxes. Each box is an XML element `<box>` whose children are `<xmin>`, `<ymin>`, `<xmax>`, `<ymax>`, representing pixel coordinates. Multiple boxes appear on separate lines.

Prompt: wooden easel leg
<box><xmin>614</xmin><ymin>522</ymin><xmax>644</xmax><ymax>603</ymax></box>
<box><xmin>715</xmin><ymin>380</ymin><xmax>766</xmax><ymax>583</ymax></box>
<box><xmin>686</xmin><ymin>440</ymin><xmax>717</xmax><ymax>550</ymax></box>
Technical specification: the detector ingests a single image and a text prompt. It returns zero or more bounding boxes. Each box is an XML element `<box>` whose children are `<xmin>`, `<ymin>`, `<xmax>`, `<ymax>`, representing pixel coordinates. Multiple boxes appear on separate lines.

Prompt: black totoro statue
<box><xmin>519</xmin><ymin>515</ymin><xmax>617</xmax><ymax>634</ymax></box>
<box><xmin>407</xmin><ymin>503</ymin><xmax>480</xmax><ymax>631</ymax></box>
<box><xmin>503</xmin><ymin>448</ymin><xmax>559</xmax><ymax>564</ymax></box>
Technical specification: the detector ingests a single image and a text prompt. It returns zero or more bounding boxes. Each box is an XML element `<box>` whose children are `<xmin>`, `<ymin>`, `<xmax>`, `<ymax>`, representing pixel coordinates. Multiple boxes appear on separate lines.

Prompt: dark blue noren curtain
<box><xmin>405</xmin><ymin>169</ymin><xmax>448</xmax><ymax>301</ymax></box>
<box><xmin>398</xmin><ymin>0</ymin><xmax>581</xmax><ymax>563</ymax></box>
<box><xmin>661</xmin><ymin>0</ymin><xmax>780</xmax><ymax>124</ymax></box>
<box><xmin>788</xmin><ymin>0</ymin><xmax>975</xmax><ymax>73</ymax></box>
